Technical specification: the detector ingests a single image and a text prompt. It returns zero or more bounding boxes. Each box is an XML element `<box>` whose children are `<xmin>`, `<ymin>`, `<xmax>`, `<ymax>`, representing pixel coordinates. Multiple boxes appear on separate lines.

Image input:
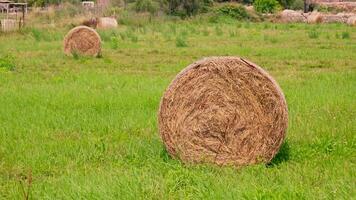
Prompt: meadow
<box><xmin>0</xmin><ymin>18</ymin><xmax>355</xmax><ymax>199</ymax></box>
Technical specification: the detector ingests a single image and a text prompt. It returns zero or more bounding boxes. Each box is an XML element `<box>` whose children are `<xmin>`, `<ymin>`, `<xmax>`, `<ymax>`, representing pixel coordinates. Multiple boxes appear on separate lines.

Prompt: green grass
<box><xmin>0</xmin><ymin>21</ymin><xmax>355</xmax><ymax>199</ymax></box>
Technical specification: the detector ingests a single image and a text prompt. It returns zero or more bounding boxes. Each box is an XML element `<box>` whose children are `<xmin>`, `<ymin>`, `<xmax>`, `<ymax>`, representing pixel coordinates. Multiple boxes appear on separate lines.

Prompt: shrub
<box><xmin>216</xmin><ymin>4</ymin><xmax>250</xmax><ymax>20</ymax></box>
<box><xmin>134</xmin><ymin>0</ymin><xmax>159</xmax><ymax>14</ymax></box>
<box><xmin>254</xmin><ymin>0</ymin><xmax>281</xmax><ymax>13</ymax></box>
<box><xmin>290</xmin><ymin>0</ymin><xmax>303</xmax><ymax>10</ymax></box>
<box><xmin>168</xmin><ymin>0</ymin><xmax>213</xmax><ymax>17</ymax></box>
<box><xmin>277</xmin><ymin>0</ymin><xmax>295</xmax><ymax>9</ymax></box>
<box><xmin>341</xmin><ymin>32</ymin><xmax>350</xmax><ymax>39</ymax></box>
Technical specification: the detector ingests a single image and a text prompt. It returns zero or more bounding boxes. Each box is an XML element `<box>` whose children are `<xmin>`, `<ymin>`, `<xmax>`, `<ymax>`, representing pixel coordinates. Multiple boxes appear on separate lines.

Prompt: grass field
<box><xmin>0</xmin><ymin>20</ymin><xmax>355</xmax><ymax>199</ymax></box>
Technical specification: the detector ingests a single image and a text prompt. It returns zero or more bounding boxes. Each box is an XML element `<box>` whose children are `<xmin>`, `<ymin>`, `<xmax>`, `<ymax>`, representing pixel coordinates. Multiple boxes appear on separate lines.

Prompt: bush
<box><xmin>27</xmin><ymin>0</ymin><xmax>80</xmax><ymax>7</ymax></box>
<box><xmin>168</xmin><ymin>0</ymin><xmax>213</xmax><ymax>17</ymax></box>
<box><xmin>290</xmin><ymin>0</ymin><xmax>303</xmax><ymax>10</ymax></box>
<box><xmin>277</xmin><ymin>0</ymin><xmax>295</xmax><ymax>9</ymax></box>
<box><xmin>216</xmin><ymin>4</ymin><xmax>250</xmax><ymax>20</ymax></box>
<box><xmin>253</xmin><ymin>0</ymin><xmax>281</xmax><ymax>13</ymax></box>
<box><xmin>341</xmin><ymin>32</ymin><xmax>350</xmax><ymax>39</ymax></box>
<box><xmin>134</xmin><ymin>0</ymin><xmax>159</xmax><ymax>14</ymax></box>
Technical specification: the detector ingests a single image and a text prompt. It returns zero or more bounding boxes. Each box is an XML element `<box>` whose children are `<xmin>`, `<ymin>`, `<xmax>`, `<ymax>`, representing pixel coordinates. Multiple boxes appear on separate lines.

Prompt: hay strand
<box><xmin>63</xmin><ymin>26</ymin><xmax>101</xmax><ymax>57</ymax></box>
<box><xmin>158</xmin><ymin>57</ymin><xmax>288</xmax><ymax>166</ymax></box>
<box><xmin>307</xmin><ymin>12</ymin><xmax>322</xmax><ymax>24</ymax></box>
<box><xmin>347</xmin><ymin>16</ymin><xmax>356</xmax><ymax>26</ymax></box>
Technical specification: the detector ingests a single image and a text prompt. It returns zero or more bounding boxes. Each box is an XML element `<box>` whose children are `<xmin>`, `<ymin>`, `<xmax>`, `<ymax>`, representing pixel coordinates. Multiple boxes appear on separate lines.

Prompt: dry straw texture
<box><xmin>307</xmin><ymin>12</ymin><xmax>322</xmax><ymax>24</ymax></box>
<box><xmin>280</xmin><ymin>10</ymin><xmax>307</xmax><ymax>23</ymax></box>
<box><xmin>158</xmin><ymin>57</ymin><xmax>288</xmax><ymax>166</ymax></box>
<box><xmin>347</xmin><ymin>16</ymin><xmax>356</xmax><ymax>26</ymax></box>
<box><xmin>63</xmin><ymin>26</ymin><xmax>101</xmax><ymax>57</ymax></box>
<box><xmin>97</xmin><ymin>17</ymin><xmax>118</xmax><ymax>29</ymax></box>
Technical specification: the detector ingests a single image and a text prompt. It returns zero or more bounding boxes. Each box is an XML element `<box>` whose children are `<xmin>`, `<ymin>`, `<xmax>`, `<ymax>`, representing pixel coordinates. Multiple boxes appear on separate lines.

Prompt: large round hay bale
<box><xmin>63</xmin><ymin>26</ymin><xmax>101</xmax><ymax>57</ymax></box>
<box><xmin>97</xmin><ymin>17</ymin><xmax>118</xmax><ymax>29</ymax></box>
<box><xmin>280</xmin><ymin>10</ymin><xmax>307</xmax><ymax>23</ymax></box>
<box><xmin>307</xmin><ymin>12</ymin><xmax>322</xmax><ymax>24</ymax></box>
<box><xmin>158</xmin><ymin>57</ymin><xmax>288</xmax><ymax>166</ymax></box>
<box><xmin>347</xmin><ymin>16</ymin><xmax>356</xmax><ymax>26</ymax></box>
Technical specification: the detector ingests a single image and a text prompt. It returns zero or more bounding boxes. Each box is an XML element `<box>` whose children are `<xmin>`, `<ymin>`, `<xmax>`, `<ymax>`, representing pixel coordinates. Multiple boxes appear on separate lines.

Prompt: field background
<box><xmin>0</xmin><ymin>18</ymin><xmax>355</xmax><ymax>199</ymax></box>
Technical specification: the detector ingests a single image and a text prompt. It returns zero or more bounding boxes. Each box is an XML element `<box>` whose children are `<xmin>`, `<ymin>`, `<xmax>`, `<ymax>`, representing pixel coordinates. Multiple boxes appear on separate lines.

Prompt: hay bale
<box><xmin>321</xmin><ymin>13</ymin><xmax>350</xmax><ymax>23</ymax></box>
<box><xmin>280</xmin><ymin>10</ymin><xmax>307</xmax><ymax>23</ymax></box>
<box><xmin>158</xmin><ymin>57</ymin><xmax>288</xmax><ymax>166</ymax></box>
<box><xmin>96</xmin><ymin>17</ymin><xmax>118</xmax><ymax>29</ymax></box>
<box><xmin>307</xmin><ymin>12</ymin><xmax>322</xmax><ymax>24</ymax></box>
<box><xmin>63</xmin><ymin>26</ymin><xmax>101</xmax><ymax>57</ymax></box>
<box><xmin>81</xmin><ymin>17</ymin><xmax>98</xmax><ymax>29</ymax></box>
<box><xmin>347</xmin><ymin>16</ymin><xmax>356</xmax><ymax>26</ymax></box>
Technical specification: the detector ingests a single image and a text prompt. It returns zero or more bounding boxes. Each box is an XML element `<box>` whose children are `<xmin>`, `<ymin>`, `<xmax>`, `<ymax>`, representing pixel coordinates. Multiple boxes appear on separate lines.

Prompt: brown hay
<box><xmin>307</xmin><ymin>12</ymin><xmax>322</xmax><ymax>24</ymax></box>
<box><xmin>280</xmin><ymin>10</ymin><xmax>307</xmax><ymax>23</ymax></box>
<box><xmin>81</xmin><ymin>17</ymin><xmax>98</xmax><ymax>29</ymax></box>
<box><xmin>321</xmin><ymin>13</ymin><xmax>351</xmax><ymax>23</ymax></box>
<box><xmin>63</xmin><ymin>26</ymin><xmax>101</xmax><ymax>57</ymax></box>
<box><xmin>97</xmin><ymin>17</ymin><xmax>118</xmax><ymax>29</ymax></box>
<box><xmin>347</xmin><ymin>16</ymin><xmax>356</xmax><ymax>26</ymax></box>
<box><xmin>158</xmin><ymin>57</ymin><xmax>288</xmax><ymax>166</ymax></box>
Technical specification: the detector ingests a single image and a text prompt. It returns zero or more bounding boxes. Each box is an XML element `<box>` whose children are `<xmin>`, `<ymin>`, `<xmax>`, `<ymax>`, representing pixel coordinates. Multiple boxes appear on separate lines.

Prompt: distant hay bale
<box><xmin>321</xmin><ymin>13</ymin><xmax>351</xmax><ymax>23</ymax></box>
<box><xmin>96</xmin><ymin>17</ymin><xmax>118</xmax><ymax>29</ymax></box>
<box><xmin>158</xmin><ymin>57</ymin><xmax>288</xmax><ymax>166</ymax></box>
<box><xmin>63</xmin><ymin>26</ymin><xmax>101</xmax><ymax>57</ymax></box>
<box><xmin>307</xmin><ymin>12</ymin><xmax>322</xmax><ymax>24</ymax></box>
<box><xmin>347</xmin><ymin>16</ymin><xmax>356</xmax><ymax>26</ymax></box>
<box><xmin>280</xmin><ymin>10</ymin><xmax>307</xmax><ymax>23</ymax></box>
<box><xmin>81</xmin><ymin>17</ymin><xmax>98</xmax><ymax>29</ymax></box>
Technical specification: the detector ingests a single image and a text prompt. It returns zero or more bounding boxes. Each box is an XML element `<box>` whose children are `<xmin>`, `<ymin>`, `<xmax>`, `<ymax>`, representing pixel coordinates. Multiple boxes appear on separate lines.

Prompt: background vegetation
<box><xmin>19</xmin><ymin>0</ymin><xmax>305</xmax><ymax>14</ymax></box>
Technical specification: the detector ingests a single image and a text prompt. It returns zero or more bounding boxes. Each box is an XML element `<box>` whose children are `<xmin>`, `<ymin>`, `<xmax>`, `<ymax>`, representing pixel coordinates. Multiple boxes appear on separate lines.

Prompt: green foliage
<box><xmin>168</xmin><ymin>0</ymin><xmax>213</xmax><ymax>17</ymax></box>
<box><xmin>71</xmin><ymin>50</ymin><xmax>80</xmax><ymax>59</ymax></box>
<box><xmin>216</xmin><ymin>4</ymin><xmax>250</xmax><ymax>20</ymax></box>
<box><xmin>31</xmin><ymin>28</ymin><xmax>42</xmax><ymax>41</ymax></box>
<box><xmin>315</xmin><ymin>5</ymin><xmax>330</xmax><ymax>13</ymax></box>
<box><xmin>30</xmin><ymin>28</ymin><xmax>62</xmax><ymax>42</ymax></box>
<box><xmin>0</xmin><ymin>54</ymin><xmax>15</xmax><ymax>71</ymax></box>
<box><xmin>341</xmin><ymin>32</ymin><xmax>350</xmax><ymax>39</ymax></box>
<box><xmin>27</xmin><ymin>0</ymin><xmax>81</xmax><ymax>7</ymax></box>
<box><xmin>308</xmin><ymin>30</ymin><xmax>319</xmax><ymax>39</ymax></box>
<box><xmin>290</xmin><ymin>0</ymin><xmax>303</xmax><ymax>10</ymax></box>
<box><xmin>253</xmin><ymin>0</ymin><xmax>281</xmax><ymax>13</ymax></box>
<box><xmin>110</xmin><ymin>37</ymin><xmax>119</xmax><ymax>49</ymax></box>
<box><xmin>176</xmin><ymin>36</ymin><xmax>188</xmax><ymax>47</ymax></box>
<box><xmin>134</xmin><ymin>0</ymin><xmax>159</xmax><ymax>14</ymax></box>
<box><xmin>277</xmin><ymin>0</ymin><xmax>295</xmax><ymax>9</ymax></box>
<box><xmin>215</xmin><ymin>26</ymin><xmax>223</xmax><ymax>36</ymax></box>
<box><xmin>98</xmin><ymin>30</ymin><xmax>118</xmax><ymax>42</ymax></box>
